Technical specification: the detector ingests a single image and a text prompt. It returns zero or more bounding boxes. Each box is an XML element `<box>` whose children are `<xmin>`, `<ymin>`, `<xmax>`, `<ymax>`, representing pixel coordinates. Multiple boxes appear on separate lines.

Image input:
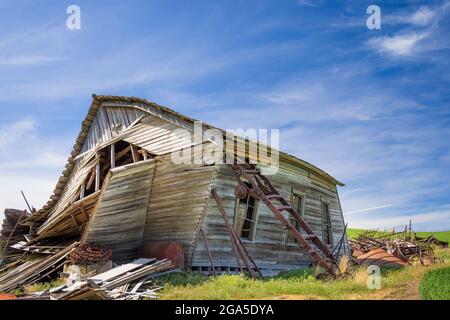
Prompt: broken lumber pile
<box><xmin>0</xmin><ymin>242</ymin><xmax>79</xmax><ymax>292</ymax></box>
<box><xmin>350</xmin><ymin>229</ymin><xmax>439</xmax><ymax>266</ymax></box>
<box><xmin>1</xmin><ymin>209</ymin><xmax>29</xmax><ymax>247</ymax></box>
<box><xmin>54</xmin><ymin>257</ymin><xmax>173</xmax><ymax>300</ymax></box>
<box><xmin>414</xmin><ymin>234</ymin><xmax>448</xmax><ymax>248</ymax></box>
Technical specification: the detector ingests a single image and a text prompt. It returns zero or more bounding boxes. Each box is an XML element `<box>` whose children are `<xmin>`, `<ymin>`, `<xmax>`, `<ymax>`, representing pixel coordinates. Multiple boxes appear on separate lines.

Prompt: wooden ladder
<box><xmin>211</xmin><ymin>188</ymin><xmax>262</xmax><ymax>278</ymax></box>
<box><xmin>230</xmin><ymin>163</ymin><xmax>340</xmax><ymax>278</ymax></box>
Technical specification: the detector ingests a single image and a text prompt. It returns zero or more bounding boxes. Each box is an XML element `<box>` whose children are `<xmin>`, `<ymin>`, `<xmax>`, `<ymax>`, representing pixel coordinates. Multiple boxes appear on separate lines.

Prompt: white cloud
<box><xmin>0</xmin><ymin>119</ymin><xmax>36</xmax><ymax>146</ymax></box>
<box><xmin>0</xmin><ymin>55</ymin><xmax>63</xmax><ymax>66</ymax></box>
<box><xmin>0</xmin><ymin>171</ymin><xmax>57</xmax><ymax>215</ymax></box>
<box><xmin>296</xmin><ymin>0</ymin><xmax>316</xmax><ymax>7</ymax></box>
<box><xmin>384</xmin><ymin>6</ymin><xmax>439</xmax><ymax>27</ymax></box>
<box><xmin>408</xmin><ymin>7</ymin><xmax>438</xmax><ymax>26</ymax></box>
<box><xmin>0</xmin><ymin>152</ymin><xmax>67</xmax><ymax>169</ymax></box>
<box><xmin>347</xmin><ymin>209</ymin><xmax>450</xmax><ymax>231</ymax></box>
<box><xmin>0</xmin><ymin>118</ymin><xmax>71</xmax><ymax>220</ymax></box>
<box><xmin>368</xmin><ymin>32</ymin><xmax>429</xmax><ymax>56</ymax></box>
<box><xmin>345</xmin><ymin>204</ymin><xmax>392</xmax><ymax>215</ymax></box>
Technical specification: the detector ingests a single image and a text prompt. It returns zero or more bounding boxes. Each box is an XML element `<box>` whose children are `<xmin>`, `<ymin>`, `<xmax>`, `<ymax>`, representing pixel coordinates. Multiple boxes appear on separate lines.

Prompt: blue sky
<box><xmin>0</xmin><ymin>0</ymin><xmax>449</xmax><ymax>231</ymax></box>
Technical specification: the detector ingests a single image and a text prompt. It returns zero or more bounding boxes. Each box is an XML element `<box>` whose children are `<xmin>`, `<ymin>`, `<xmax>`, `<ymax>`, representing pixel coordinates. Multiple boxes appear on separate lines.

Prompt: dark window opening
<box><xmin>80</xmin><ymin>141</ymin><xmax>153</xmax><ymax>200</ymax></box>
<box><xmin>234</xmin><ymin>182</ymin><xmax>258</xmax><ymax>240</ymax></box>
<box><xmin>321</xmin><ymin>201</ymin><xmax>333</xmax><ymax>246</ymax></box>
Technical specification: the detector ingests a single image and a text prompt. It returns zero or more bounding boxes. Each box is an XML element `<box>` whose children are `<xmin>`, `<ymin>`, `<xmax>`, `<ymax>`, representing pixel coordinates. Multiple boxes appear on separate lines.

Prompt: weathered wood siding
<box><xmin>37</xmin><ymin>152</ymin><xmax>98</xmax><ymax>235</ymax></box>
<box><xmin>81</xmin><ymin>106</ymin><xmax>146</xmax><ymax>153</ymax></box>
<box><xmin>143</xmin><ymin>152</ymin><xmax>217</xmax><ymax>264</ymax></box>
<box><xmin>191</xmin><ymin>162</ymin><xmax>348</xmax><ymax>273</ymax></box>
<box><xmin>83</xmin><ymin>160</ymin><xmax>156</xmax><ymax>262</ymax></box>
<box><xmin>121</xmin><ymin>116</ymin><xmax>200</xmax><ymax>156</ymax></box>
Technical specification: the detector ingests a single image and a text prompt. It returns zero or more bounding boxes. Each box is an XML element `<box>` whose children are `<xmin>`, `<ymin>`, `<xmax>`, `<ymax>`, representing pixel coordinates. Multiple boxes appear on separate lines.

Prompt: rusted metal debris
<box><xmin>68</xmin><ymin>244</ymin><xmax>112</xmax><ymax>265</ymax></box>
<box><xmin>355</xmin><ymin>248</ymin><xmax>408</xmax><ymax>268</ymax></box>
<box><xmin>349</xmin><ymin>228</ymin><xmax>446</xmax><ymax>266</ymax></box>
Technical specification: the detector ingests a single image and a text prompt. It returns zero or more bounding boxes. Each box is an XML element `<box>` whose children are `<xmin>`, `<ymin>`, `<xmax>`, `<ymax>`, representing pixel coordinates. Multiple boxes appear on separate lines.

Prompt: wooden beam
<box><xmin>116</xmin><ymin>145</ymin><xmax>131</xmax><ymax>162</ymax></box>
<box><xmin>80</xmin><ymin>184</ymin><xmax>85</xmax><ymax>200</ymax></box>
<box><xmin>211</xmin><ymin>188</ymin><xmax>243</xmax><ymax>273</ymax></box>
<box><xmin>80</xmin><ymin>205</ymin><xmax>89</xmax><ymax>221</ymax></box>
<box><xmin>70</xmin><ymin>214</ymin><xmax>80</xmax><ymax>228</ymax></box>
<box><xmin>86</xmin><ymin>168</ymin><xmax>96</xmax><ymax>190</ymax></box>
<box><xmin>95</xmin><ymin>155</ymin><xmax>101</xmax><ymax>192</ymax></box>
<box><xmin>130</xmin><ymin>144</ymin><xmax>139</xmax><ymax>163</ymax></box>
<box><xmin>139</xmin><ymin>149</ymin><xmax>148</xmax><ymax>161</ymax></box>
<box><xmin>200</xmin><ymin>228</ymin><xmax>216</xmax><ymax>276</ymax></box>
<box><xmin>110</xmin><ymin>143</ymin><xmax>116</xmax><ymax>169</ymax></box>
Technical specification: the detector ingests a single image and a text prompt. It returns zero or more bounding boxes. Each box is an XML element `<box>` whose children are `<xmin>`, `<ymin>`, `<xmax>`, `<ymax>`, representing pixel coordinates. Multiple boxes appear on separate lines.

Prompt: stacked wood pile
<box><xmin>349</xmin><ymin>229</ymin><xmax>441</xmax><ymax>266</ymax></box>
<box><xmin>1</xmin><ymin>209</ymin><xmax>29</xmax><ymax>246</ymax></box>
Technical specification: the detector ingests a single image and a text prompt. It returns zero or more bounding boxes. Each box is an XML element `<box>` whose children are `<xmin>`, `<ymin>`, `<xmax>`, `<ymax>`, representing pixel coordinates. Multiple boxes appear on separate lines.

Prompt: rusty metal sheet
<box><xmin>355</xmin><ymin>248</ymin><xmax>408</xmax><ymax>268</ymax></box>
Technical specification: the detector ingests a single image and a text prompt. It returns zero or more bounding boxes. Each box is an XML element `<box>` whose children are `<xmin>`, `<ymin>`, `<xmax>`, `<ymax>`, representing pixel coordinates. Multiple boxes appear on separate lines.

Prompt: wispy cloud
<box><xmin>367</xmin><ymin>2</ymin><xmax>450</xmax><ymax>57</ymax></box>
<box><xmin>384</xmin><ymin>6</ymin><xmax>439</xmax><ymax>27</ymax></box>
<box><xmin>0</xmin><ymin>119</ymin><xmax>36</xmax><ymax>146</ymax></box>
<box><xmin>0</xmin><ymin>118</ymin><xmax>71</xmax><ymax>216</ymax></box>
<box><xmin>368</xmin><ymin>31</ymin><xmax>429</xmax><ymax>56</ymax></box>
<box><xmin>0</xmin><ymin>55</ymin><xmax>63</xmax><ymax>66</ymax></box>
<box><xmin>346</xmin><ymin>204</ymin><xmax>392</xmax><ymax>215</ymax></box>
<box><xmin>295</xmin><ymin>0</ymin><xmax>321</xmax><ymax>7</ymax></box>
<box><xmin>407</xmin><ymin>6</ymin><xmax>438</xmax><ymax>26</ymax></box>
<box><xmin>348</xmin><ymin>209</ymin><xmax>450</xmax><ymax>231</ymax></box>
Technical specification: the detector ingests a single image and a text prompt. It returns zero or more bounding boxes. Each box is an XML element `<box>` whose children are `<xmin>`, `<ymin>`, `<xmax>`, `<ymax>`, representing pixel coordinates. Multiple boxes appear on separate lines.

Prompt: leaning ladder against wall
<box><xmin>229</xmin><ymin>163</ymin><xmax>340</xmax><ymax>278</ymax></box>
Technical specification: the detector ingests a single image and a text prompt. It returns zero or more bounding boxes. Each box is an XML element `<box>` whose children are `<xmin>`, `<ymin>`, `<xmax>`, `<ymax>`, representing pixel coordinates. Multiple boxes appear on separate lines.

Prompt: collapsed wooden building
<box><xmin>3</xmin><ymin>95</ymin><xmax>350</xmax><ymax>277</ymax></box>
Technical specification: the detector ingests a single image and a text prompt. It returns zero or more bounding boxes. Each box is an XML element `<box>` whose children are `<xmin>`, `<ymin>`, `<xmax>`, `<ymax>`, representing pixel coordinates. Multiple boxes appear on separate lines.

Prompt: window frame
<box><xmin>286</xmin><ymin>191</ymin><xmax>306</xmax><ymax>245</ymax></box>
<box><xmin>321</xmin><ymin>198</ymin><xmax>333</xmax><ymax>246</ymax></box>
<box><xmin>233</xmin><ymin>186</ymin><xmax>259</xmax><ymax>242</ymax></box>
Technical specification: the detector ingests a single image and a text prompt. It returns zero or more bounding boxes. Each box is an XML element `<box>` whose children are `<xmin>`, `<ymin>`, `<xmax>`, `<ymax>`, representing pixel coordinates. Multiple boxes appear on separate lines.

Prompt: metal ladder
<box><xmin>230</xmin><ymin>163</ymin><xmax>340</xmax><ymax>278</ymax></box>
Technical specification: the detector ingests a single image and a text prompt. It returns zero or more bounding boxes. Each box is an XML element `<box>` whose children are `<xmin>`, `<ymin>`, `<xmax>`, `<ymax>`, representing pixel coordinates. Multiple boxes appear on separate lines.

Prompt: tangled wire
<box><xmin>68</xmin><ymin>244</ymin><xmax>112</xmax><ymax>265</ymax></box>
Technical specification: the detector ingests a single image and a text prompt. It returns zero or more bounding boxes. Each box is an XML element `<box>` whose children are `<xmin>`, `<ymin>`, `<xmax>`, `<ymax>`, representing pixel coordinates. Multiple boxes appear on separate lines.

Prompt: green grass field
<box><xmin>347</xmin><ymin>228</ymin><xmax>450</xmax><ymax>243</ymax></box>
<box><xmin>158</xmin><ymin>228</ymin><xmax>449</xmax><ymax>300</ymax></box>
<box><xmin>419</xmin><ymin>266</ymin><xmax>450</xmax><ymax>300</ymax></box>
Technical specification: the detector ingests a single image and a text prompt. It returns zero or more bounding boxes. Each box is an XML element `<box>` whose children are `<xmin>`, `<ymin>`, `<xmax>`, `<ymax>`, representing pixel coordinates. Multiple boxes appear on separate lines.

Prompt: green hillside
<box><xmin>347</xmin><ymin>228</ymin><xmax>450</xmax><ymax>243</ymax></box>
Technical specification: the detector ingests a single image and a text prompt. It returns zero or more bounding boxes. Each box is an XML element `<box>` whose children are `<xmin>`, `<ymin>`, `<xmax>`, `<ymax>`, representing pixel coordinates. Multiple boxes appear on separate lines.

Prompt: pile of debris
<box><xmin>415</xmin><ymin>235</ymin><xmax>448</xmax><ymax>248</ymax></box>
<box><xmin>0</xmin><ymin>239</ymin><xmax>174</xmax><ymax>300</ymax></box>
<box><xmin>1</xmin><ymin>209</ymin><xmax>29</xmax><ymax>248</ymax></box>
<box><xmin>68</xmin><ymin>244</ymin><xmax>112</xmax><ymax>265</ymax></box>
<box><xmin>0</xmin><ymin>242</ymin><xmax>79</xmax><ymax>292</ymax></box>
<box><xmin>38</xmin><ymin>258</ymin><xmax>174</xmax><ymax>300</ymax></box>
<box><xmin>349</xmin><ymin>228</ymin><xmax>445</xmax><ymax>267</ymax></box>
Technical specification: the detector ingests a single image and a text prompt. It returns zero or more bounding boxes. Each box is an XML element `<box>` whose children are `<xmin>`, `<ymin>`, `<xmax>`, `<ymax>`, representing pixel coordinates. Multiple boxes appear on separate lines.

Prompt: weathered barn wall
<box><xmin>83</xmin><ymin>160</ymin><xmax>156</xmax><ymax>262</ymax></box>
<box><xmin>143</xmin><ymin>151</ymin><xmax>217</xmax><ymax>265</ymax></box>
<box><xmin>191</xmin><ymin>162</ymin><xmax>348</xmax><ymax>273</ymax></box>
<box><xmin>37</xmin><ymin>152</ymin><xmax>98</xmax><ymax>236</ymax></box>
